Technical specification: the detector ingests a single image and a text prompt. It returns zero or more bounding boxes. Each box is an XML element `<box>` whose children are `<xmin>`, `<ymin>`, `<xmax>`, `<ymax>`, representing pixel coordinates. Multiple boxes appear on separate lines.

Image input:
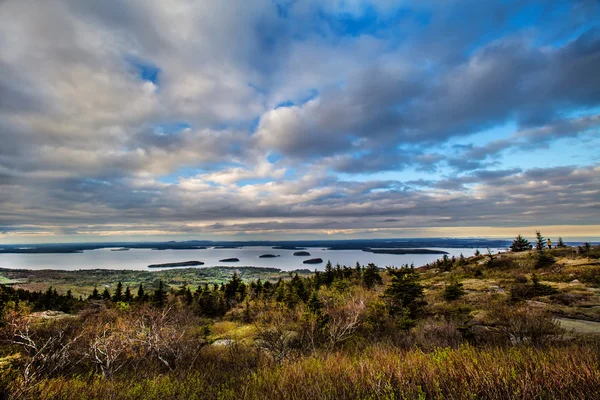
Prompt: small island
<box><xmin>219</xmin><ymin>258</ymin><xmax>240</xmax><ymax>262</ymax></box>
<box><xmin>303</xmin><ymin>258</ymin><xmax>323</xmax><ymax>264</ymax></box>
<box><xmin>259</xmin><ymin>254</ymin><xmax>280</xmax><ymax>258</ymax></box>
<box><xmin>147</xmin><ymin>261</ymin><xmax>204</xmax><ymax>268</ymax></box>
<box><xmin>214</xmin><ymin>246</ymin><xmax>241</xmax><ymax>249</ymax></box>
<box><xmin>294</xmin><ymin>251</ymin><xmax>311</xmax><ymax>256</ymax></box>
<box><xmin>110</xmin><ymin>248</ymin><xmax>130</xmax><ymax>252</ymax></box>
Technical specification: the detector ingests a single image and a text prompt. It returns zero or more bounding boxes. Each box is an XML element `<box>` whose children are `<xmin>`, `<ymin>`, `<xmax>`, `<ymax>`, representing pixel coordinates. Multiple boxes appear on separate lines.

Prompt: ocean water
<box><xmin>0</xmin><ymin>246</ymin><xmax>505</xmax><ymax>271</ymax></box>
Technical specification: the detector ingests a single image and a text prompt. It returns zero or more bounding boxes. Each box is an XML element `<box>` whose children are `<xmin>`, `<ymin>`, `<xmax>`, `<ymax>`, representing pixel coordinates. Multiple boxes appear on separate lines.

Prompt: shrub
<box><xmin>443</xmin><ymin>280</ymin><xmax>466</xmax><ymax>301</ymax></box>
<box><xmin>413</xmin><ymin>318</ymin><xmax>463</xmax><ymax>350</ymax></box>
<box><xmin>489</xmin><ymin>306</ymin><xmax>563</xmax><ymax>346</ymax></box>
<box><xmin>510</xmin><ymin>274</ymin><xmax>558</xmax><ymax>301</ymax></box>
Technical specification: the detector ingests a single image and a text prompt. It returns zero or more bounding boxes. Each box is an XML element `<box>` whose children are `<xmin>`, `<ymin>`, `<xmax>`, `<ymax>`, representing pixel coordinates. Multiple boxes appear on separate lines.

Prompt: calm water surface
<box><xmin>0</xmin><ymin>246</ymin><xmax>505</xmax><ymax>271</ymax></box>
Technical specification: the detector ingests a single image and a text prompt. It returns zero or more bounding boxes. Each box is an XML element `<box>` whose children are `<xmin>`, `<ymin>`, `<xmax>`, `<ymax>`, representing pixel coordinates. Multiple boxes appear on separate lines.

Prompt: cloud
<box><xmin>0</xmin><ymin>0</ymin><xmax>599</xmax><ymax>241</ymax></box>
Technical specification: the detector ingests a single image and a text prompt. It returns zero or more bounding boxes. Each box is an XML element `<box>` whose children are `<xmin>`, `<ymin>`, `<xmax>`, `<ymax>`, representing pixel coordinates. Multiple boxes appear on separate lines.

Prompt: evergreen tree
<box><xmin>224</xmin><ymin>272</ymin><xmax>242</xmax><ymax>305</ymax></box>
<box><xmin>88</xmin><ymin>286</ymin><xmax>100</xmax><ymax>300</ymax></box>
<box><xmin>383</xmin><ymin>265</ymin><xmax>426</xmax><ymax>329</ymax></box>
<box><xmin>184</xmin><ymin>287</ymin><xmax>193</xmax><ymax>305</ymax></box>
<box><xmin>101</xmin><ymin>287</ymin><xmax>111</xmax><ymax>300</ymax></box>
<box><xmin>290</xmin><ymin>273</ymin><xmax>307</xmax><ymax>301</ymax></box>
<box><xmin>324</xmin><ymin>260</ymin><xmax>334</xmax><ymax>286</ymax></box>
<box><xmin>355</xmin><ymin>261</ymin><xmax>362</xmax><ymax>276</ymax></box>
<box><xmin>274</xmin><ymin>279</ymin><xmax>285</xmax><ymax>302</ymax></box>
<box><xmin>124</xmin><ymin>286</ymin><xmax>133</xmax><ymax>303</ymax></box>
<box><xmin>362</xmin><ymin>263</ymin><xmax>383</xmax><ymax>288</ymax></box>
<box><xmin>443</xmin><ymin>279</ymin><xmax>466</xmax><ymax>301</ymax></box>
<box><xmin>510</xmin><ymin>234</ymin><xmax>532</xmax><ymax>252</ymax></box>
<box><xmin>474</xmin><ymin>249</ymin><xmax>481</xmax><ymax>256</ymax></box>
<box><xmin>557</xmin><ymin>237</ymin><xmax>566</xmax><ymax>248</ymax></box>
<box><xmin>307</xmin><ymin>290</ymin><xmax>323</xmax><ymax>315</ymax></box>
<box><xmin>137</xmin><ymin>284</ymin><xmax>146</xmax><ymax>302</ymax></box>
<box><xmin>535</xmin><ymin>230</ymin><xmax>546</xmax><ymax>253</ymax></box>
<box><xmin>112</xmin><ymin>282</ymin><xmax>123</xmax><ymax>302</ymax></box>
<box><xmin>152</xmin><ymin>280</ymin><xmax>168</xmax><ymax>307</ymax></box>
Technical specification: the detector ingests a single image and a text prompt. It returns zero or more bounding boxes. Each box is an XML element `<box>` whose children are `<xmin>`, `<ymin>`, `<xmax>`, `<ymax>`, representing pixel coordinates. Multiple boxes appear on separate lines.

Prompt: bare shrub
<box><xmin>254</xmin><ymin>307</ymin><xmax>299</xmax><ymax>364</ymax></box>
<box><xmin>489</xmin><ymin>306</ymin><xmax>563</xmax><ymax>346</ymax></box>
<box><xmin>413</xmin><ymin>318</ymin><xmax>463</xmax><ymax>350</ymax></box>
<box><xmin>1</xmin><ymin>311</ymin><xmax>81</xmax><ymax>398</ymax></box>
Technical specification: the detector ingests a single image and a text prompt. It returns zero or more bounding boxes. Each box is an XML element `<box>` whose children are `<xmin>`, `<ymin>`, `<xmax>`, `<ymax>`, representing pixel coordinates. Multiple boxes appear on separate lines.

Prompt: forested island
<box><xmin>147</xmin><ymin>261</ymin><xmax>204</xmax><ymax>268</ymax></box>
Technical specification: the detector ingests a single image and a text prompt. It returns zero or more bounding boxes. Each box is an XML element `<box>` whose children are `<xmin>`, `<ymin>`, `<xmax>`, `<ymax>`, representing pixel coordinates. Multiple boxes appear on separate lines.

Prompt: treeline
<box><xmin>0</xmin><ymin>285</ymin><xmax>84</xmax><ymax>316</ymax></box>
<box><xmin>75</xmin><ymin>262</ymin><xmax>393</xmax><ymax>319</ymax></box>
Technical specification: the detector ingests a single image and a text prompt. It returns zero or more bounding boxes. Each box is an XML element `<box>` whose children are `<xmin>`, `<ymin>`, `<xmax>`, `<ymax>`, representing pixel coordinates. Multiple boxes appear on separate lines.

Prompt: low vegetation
<box><xmin>1</xmin><ymin>235</ymin><xmax>600</xmax><ymax>399</ymax></box>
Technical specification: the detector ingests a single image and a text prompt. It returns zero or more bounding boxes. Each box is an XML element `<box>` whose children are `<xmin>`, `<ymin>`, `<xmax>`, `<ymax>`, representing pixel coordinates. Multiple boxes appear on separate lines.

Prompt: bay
<box><xmin>0</xmin><ymin>246</ymin><xmax>505</xmax><ymax>271</ymax></box>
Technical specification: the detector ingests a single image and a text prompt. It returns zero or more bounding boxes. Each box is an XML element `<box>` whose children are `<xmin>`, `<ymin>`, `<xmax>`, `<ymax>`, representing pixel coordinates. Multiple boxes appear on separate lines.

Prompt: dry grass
<box><xmin>32</xmin><ymin>344</ymin><xmax>600</xmax><ymax>400</ymax></box>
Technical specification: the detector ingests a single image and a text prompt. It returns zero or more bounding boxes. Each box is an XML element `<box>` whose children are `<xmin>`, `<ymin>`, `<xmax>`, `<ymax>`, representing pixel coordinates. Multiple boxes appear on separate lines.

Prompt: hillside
<box><xmin>1</xmin><ymin>242</ymin><xmax>600</xmax><ymax>399</ymax></box>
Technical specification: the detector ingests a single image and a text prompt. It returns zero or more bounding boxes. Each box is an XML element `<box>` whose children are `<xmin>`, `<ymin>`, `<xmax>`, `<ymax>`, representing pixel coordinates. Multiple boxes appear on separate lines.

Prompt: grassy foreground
<box><xmin>30</xmin><ymin>344</ymin><xmax>600</xmax><ymax>400</ymax></box>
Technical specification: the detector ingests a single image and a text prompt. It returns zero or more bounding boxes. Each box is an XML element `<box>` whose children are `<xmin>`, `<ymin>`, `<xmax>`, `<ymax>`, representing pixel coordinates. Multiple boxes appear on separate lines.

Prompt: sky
<box><xmin>0</xmin><ymin>0</ymin><xmax>599</xmax><ymax>244</ymax></box>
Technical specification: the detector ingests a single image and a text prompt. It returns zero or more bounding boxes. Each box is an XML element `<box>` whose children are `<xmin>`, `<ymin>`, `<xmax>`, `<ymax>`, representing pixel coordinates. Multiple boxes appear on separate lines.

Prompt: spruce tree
<box><xmin>152</xmin><ymin>280</ymin><xmax>167</xmax><ymax>307</ymax></box>
<box><xmin>557</xmin><ymin>237</ymin><xmax>566</xmax><ymax>248</ymax></box>
<box><xmin>89</xmin><ymin>286</ymin><xmax>100</xmax><ymax>300</ymax></box>
<box><xmin>535</xmin><ymin>230</ymin><xmax>546</xmax><ymax>253</ymax></box>
<box><xmin>362</xmin><ymin>263</ymin><xmax>383</xmax><ymax>288</ymax></box>
<box><xmin>137</xmin><ymin>284</ymin><xmax>146</xmax><ymax>302</ymax></box>
<box><xmin>124</xmin><ymin>286</ymin><xmax>132</xmax><ymax>303</ymax></box>
<box><xmin>101</xmin><ymin>287</ymin><xmax>111</xmax><ymax>300</ymax></box>
<box><xmin>443</xmin><ymin>279</ymin><xmax>465</xmax><ymax>301</ymax></box>
<box><xmin>510</xmin><ymin>234</ymin><xmax>532</xmax><ymax>252</ymax></box>
<box><xmin>324</xmin><ymin>260</ymin><xmax>334</xmax><ymax>286</ymax></box>
<box><xmin>383</xmin><ymin>265</ymin><xmax>426</xmax><ymax>329</ymax></box>
<box><xmin>112</xmin><ymin>282</ymin><xmax>123</xmax><ymax>302</ymax></box>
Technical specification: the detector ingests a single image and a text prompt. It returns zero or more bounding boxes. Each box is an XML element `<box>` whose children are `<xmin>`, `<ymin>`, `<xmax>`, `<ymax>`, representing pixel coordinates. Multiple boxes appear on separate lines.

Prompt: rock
<box><xmin>526</xmin><ymin>300</ymin><xmax>548</xmax><ymax>308</ymax></box>
<box><xmin>212</xmin><ymin>339</ymin><xmax>235</xmax><ymax>347</ymax></box>
<box><xmin>571</xmin><ymin>279</ymin><xmax>581</xmax><ymax>284</ymax></box>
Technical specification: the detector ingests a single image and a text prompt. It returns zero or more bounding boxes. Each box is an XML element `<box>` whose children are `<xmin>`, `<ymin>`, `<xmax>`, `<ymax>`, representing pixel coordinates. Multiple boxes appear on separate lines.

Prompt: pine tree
<box><xmin>307</xmin><ymin>290</ymin><xmax>323</xmax><ymax>315</ymax></box>
<box><xmin>152</xmin><ymin>280</ymin><xmax>167</xmax><ymax>307</ymax></box>
<box><xmin>443</xmin><ymin>279</ymin><xmax>465</xmax><ymax>301</ymax></box>
<box><xmin>185</xmin><ymin>287</ymin><xmax>193</xmax><ymax>305</ymax></box>
<box><xmin>89</xmin><ymin>286</ymin><xmax>100</xmax><ymax>300</ymax></box>
<box><xmin>112</xmin><ymin>282</ymin><xmax>123</xmax><ymax>302</ymax></box>
<box><xmin>510</xmin><ymin>234</ymin><xmax>532</xmax><ymax>252</ymax></box>
<box><xmin>362</xmin><ymin>263</ymin><xmax>383</xmax><ymax>288</ymax></box>
<box><xmin>557</xmin><ymin>237</ymin><xmax>566</xmax><ymax>248</ymax></box>
<box><xmin>383</xmin><ymin>265</ymin><xmax>426</xmax><ymax>329</ymax></box>
<box><xmin>101</xmin><ymin>287</ymin><xmax>111</xmax><ymax>300</ymax></box>
<box><xmin>225</xmin><ymin>272</ymin><xmax>242</xmax><ymax>305</ymax></box>
<box><xmin>290</xmin><ymin>273</ymin><xmax>307</xmax><ymax>301</ymax></box>
<box><xmin>124</xmin><ymin>286</ymin><xmax>133</xmax><ymax>303</ymax></box>
<box><xmin>535</xmin><ymin>230</ymin><xmax>546</xmax><ymax>253</ymax></box>
<box><xmin>355</xmin><ymin>261</ymin><xmax>362</xmax><ymax>276</ymax></box>
<box><xmin>324</xmin><ymin>260</ymin><xmax>334</xmax><ymax>286</ymax></box>
<box><xmin>137</xmin><ymin>284</ymin><xmax>146</xmax><ymax>302</ymax></box>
